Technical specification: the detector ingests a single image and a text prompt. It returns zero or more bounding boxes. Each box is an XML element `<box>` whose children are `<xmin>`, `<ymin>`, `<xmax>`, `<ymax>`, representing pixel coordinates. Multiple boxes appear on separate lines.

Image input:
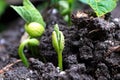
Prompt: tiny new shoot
<box><xmin>11</xmin><ymin>0</ymin><xmax>45</xmax><ymax>67</ymax></box>
<box><xmin>52</xmin><ymin>24</ymin><xmax>65</xmax><ymax>70</ymax></box>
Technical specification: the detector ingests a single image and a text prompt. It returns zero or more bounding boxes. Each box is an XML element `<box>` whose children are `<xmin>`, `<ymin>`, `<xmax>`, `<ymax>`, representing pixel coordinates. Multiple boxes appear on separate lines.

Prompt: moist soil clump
<box><xmin>0</xmin><ymin>9</ymin><xmax>120</xmax><ymax>80</ymax></box>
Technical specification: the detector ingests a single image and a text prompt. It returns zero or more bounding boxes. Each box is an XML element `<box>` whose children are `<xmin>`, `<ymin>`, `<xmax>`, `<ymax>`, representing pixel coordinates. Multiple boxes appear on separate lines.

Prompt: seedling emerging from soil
<box><xmin>79</xmin><ymin>0</ymin><xmax>117</xmax><ymax>17</ymax></box>
<box><xmin>11</xmin><ymin>0</ymin><xmax>45</xmax><ymax>67</ymax></box>
<box><xmin>52</xmin><ymin>24</ymin><xmax>65</xmax><ymax>70</ymax></box>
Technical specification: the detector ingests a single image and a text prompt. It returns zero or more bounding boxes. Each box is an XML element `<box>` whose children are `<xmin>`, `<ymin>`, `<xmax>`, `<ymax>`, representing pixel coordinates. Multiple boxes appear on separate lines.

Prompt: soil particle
<box><xmin>65</xmin><ymin>64</ymin><xmax>94</xmax><ymax>80</ymax></box>
<box><xmin>105</xmin><ymin>52</ymin><xmax>120</xmax><ymax>68</ymax></box>
<box><xmin>79</xmin><ymin>45</ymin><xmax>93</xmax><ymax>60</ymax></box>
<box><xmin>115</xmin><ymin>30</ymin><xmax>120</xmax><ymax>40</ymax></box>
<box><xmin>95</xmin><ymin>63</ymin><xmax>110</xmax><ymax>79</ymax></box>
<box><xmin>93</xmin><ymin>42</ymin><xmax>108</xmax><ymax>61</ymax></box>
<box><xmin>63</xmin><ymin>54</ymin><xmax>78</xmax><ymax>69</ymax></box>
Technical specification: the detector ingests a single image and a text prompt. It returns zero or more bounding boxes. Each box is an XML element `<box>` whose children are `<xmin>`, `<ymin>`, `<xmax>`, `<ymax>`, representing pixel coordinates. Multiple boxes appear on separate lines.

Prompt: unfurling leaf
<box><xmin>52</xmin><ymin>31</ymin><xmax>59</xmax><ymax>53</ymax></box>
<box><xmin>52</xmin><ymin>24</ymin><xmax>65</xmax><ymax>54</ymax></box>
<box><xmin>59</xmin><ymin>31</ymin><xmax>64</xmax><ymax>53</ymax></box>
<box><xmin>11</xmin><ymin>0</ymin><xmax>45</xmax><ymax>26</ymax></box>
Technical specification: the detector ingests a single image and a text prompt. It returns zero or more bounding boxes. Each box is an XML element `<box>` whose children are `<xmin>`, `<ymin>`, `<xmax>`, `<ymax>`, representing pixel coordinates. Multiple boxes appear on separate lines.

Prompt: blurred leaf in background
<box><xmin>0</xmin><ymin>24</ymin><xmax>5</xmax><ymax>32</ymax></box>
<box><xmin>0</xmin><ymin>0</ymin><xmax>7</xmax><ymax>17</ymax></box>
<box><xmin>0</xmin><ymin>0</ymin><xmax>7</xmax><ymax>32</ymax></box>
<box><xmin>79</xmin><ymin>0</ymin><xmax>117</xmax><ymax>17</ymax></box>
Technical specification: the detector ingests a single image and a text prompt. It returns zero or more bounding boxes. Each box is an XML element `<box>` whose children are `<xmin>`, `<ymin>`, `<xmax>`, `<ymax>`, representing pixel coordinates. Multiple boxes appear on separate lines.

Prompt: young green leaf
<box><xmin>11</xmin><ymin>0</ymin><xmax>45</xmax><ymax>26</ymax></box>
<box><xmin>53</xmin><ymin>24</ymin><xmax>65</xmax><ymax>53</ymax></box>
<box><xmin>79</xmin><ymin>0</ymin><xmax>117</xmax><ymax>17</ymax></box>
<box><xmin>52</xmin><ymin>24</ymin><xmax>60</xmax><ymax>53</ymax></box>
<box><xmin>52</xmin><ymin>31</ymin><xmax>59</xmax><ymax>53</ymax></box>
<box><xmin>59</xmin><ymin>31</ymin><xmax>64</xmax><ymax>53</ymax></box>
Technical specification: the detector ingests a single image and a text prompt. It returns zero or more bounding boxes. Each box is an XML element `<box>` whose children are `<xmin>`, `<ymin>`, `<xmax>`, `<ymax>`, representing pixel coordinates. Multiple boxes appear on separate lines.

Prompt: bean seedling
<box><xmin>11</xmin><ymin>0</ymin><xmax>46</xmax><ymax>67</ymax></box>
<box><xmin>52</xmin><ymin>24</ymin><xmax>65</xmax><ymax>70</ymax></box>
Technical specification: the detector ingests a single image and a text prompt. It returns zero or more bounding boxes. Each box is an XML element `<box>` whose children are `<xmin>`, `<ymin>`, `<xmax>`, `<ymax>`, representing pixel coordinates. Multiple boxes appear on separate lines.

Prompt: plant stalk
<box><xmin>18</xmin><ymin>40</ymin><xmax>29</xmax><ymax>67</ymax></box>
<box><xmin>58</xmin><ymin>52</ymin><xmax>63</xmax><ymax>71</ymax></box>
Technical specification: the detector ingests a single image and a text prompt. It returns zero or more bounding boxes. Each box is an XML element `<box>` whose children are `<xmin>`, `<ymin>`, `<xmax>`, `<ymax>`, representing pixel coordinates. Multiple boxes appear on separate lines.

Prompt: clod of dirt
<box><xmin>63</xmin><ymin>64</ymin><xmax>94</xmax><ymax>80</ymax></box>
<box><xmin>95</xmin><ymin>63</ymin><xmax>110</xmax><ymax>79</ymax></box>
<box><xmin>72</xmin><ymin>11</ymin><xmax>117</xmax><ymax>41</ymax></box>
<box><xmin>63</xmin><ymin>54</ymin><xmax>78</xmax><ymax>69</ymax></box>
<box><xmin>29</xmin><ymin>58</ymin><xmax>60</xmax><ymax>80</ymax></box>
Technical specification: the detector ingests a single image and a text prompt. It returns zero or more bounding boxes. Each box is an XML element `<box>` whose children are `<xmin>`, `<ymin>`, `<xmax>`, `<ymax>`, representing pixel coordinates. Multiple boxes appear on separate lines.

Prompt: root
<box><xmin>0</xmin><ymin>59</ymin><xmax>21</xmax><ymax>74</ymax></box>
<box><xmin>105</xmin><ymin>45</ymin><xmax>120</xmax><ymax>57</ymax></box>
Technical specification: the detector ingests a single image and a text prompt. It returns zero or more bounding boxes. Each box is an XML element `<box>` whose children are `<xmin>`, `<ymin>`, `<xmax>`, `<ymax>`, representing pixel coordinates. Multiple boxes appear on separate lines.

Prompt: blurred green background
<box><xmin>0</xmin><ymin>0</ymin><xmax>120</xmax><ymax>32</ymax></box>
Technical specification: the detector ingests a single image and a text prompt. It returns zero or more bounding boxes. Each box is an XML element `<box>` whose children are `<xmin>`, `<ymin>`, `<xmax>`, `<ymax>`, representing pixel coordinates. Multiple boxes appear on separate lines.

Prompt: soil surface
<box><xmin>0</xmin><ymin>8</ymin><xmax>120</xmax><ymax>80</ymax></box>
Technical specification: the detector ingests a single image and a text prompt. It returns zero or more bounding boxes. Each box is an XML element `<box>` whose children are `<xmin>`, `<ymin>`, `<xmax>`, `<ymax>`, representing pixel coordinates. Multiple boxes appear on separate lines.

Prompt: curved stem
<box><xmin>18</xmin><ymin>39</ymin><xmax>29</xmax><ymax>67</ymax></box>
<box><xmin>58</xmin><ymin>52</ymin><xmax>63</xmax><ymax>71</ymax></box>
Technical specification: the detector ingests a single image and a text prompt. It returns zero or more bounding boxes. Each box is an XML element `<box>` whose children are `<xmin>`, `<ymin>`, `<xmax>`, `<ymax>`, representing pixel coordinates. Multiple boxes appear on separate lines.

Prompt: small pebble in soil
<box><xmin>0</xmin><ymin>39</ymin><xmax>6</xmax><ymax>45</ymax></box>
<box><xmin>60</xmin><ymin>71</ymin><xmax>66</xmax><ymax>75</ymax></box>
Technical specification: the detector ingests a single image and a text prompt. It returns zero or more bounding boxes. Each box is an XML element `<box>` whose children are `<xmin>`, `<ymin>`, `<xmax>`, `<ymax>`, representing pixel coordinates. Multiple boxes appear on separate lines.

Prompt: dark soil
<box><xmin>0</xmin><ymin>8</ymin><xmax>120</xmax><ymax>80</ymax></box>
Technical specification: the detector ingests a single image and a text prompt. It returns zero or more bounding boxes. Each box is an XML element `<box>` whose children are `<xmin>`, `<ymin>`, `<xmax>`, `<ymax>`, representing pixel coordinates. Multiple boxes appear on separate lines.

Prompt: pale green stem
<box><xmin>18</xmin><ymin>40</ymin><xmax>29</xmax><ymax>67</ymax></box>
<box><xmin>58</xmin><ymin>51</ymin><xmax>63</xmax><ymax>71</ymax></box>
